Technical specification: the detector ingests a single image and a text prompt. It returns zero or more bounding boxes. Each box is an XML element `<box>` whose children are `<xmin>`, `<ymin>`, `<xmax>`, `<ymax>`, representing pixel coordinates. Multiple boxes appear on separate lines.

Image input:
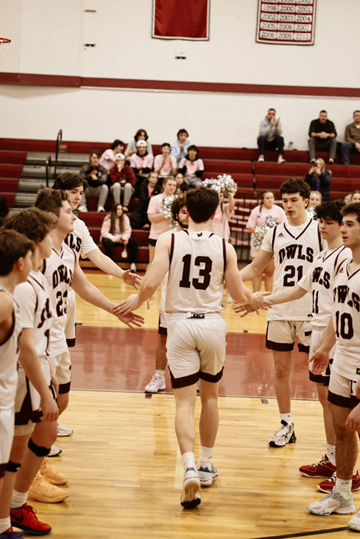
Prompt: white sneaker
<box><xmin>269</xmin><ymin>420</ymin><xmax>296</xmax><ymax>448</ymax></box>
<box><xmin>349</xmin><ymin>508</ymin><xmax>360</xmax><ymax>531</ymax></box>
<box><xmin>130</xmin><ymin>263</ymin><xmax>137</xmax><ymax>273</ymax></box>
<box><xmin>97</xmin><ymin>205</ymin><xmax>105</xmax><ymax>212</ymax></box>
<box><xmin>145</xmin><ymin>373</ymin><xmax>166</xmax><ymax>393</ymax></box>
<box><xmin>198</xmin><ymin>463</ymin><xmax>218</xmax><ymax>487</ymax></box>
<box><xmin>78</xmin><ymin>205</ymin><xmax>87</xmax><ymax>212</ymax></box>
<box><xmin>180</xmin><ymin>468</ymin><xmax>201</xmax><ymax>508</ymax></box>
<box><xmin>57</xmin><ymin>423</ymin><xmax>73</xmax><ymax>437</ymax></box>
<box><xmin>258</xmin><ymin>155</ymin><xmax>265</xmax><ymax>162</ymax></box>
<box><xmin>308</xmin><ymin>487</ymin><xmax>355</xmax><ymax>516</ymax></box>
<box><xmin>278</xmin><ymin>155</ymin><xmax>286</xmax><ymax>163</ymax></box>
<box><xmin>48</xmin><ymin>444</ymin><xmax>62</xmax><ymax>458</ymax></box>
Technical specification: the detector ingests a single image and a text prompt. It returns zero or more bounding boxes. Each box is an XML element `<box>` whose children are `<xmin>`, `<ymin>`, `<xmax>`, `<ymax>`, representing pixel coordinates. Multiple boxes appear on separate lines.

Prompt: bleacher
<box><xmin>1</xmin><ymin>138</ymin><xmax>359</xmax><ymax>266</ymax></box>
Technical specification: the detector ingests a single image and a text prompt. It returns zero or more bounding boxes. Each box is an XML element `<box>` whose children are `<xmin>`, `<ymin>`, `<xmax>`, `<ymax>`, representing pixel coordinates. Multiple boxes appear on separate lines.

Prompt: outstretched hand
<box><xmin>233</xmin><ymin>292</ymin><xmax>272</xmax><ymax>317</ymax></box>
<box><xmin>115</xmin><ymin>309</ymin><xmax>145</xmax><ymax>329</ymax></box>
<box><xmin>310</xmin><ymin>347</ymin><xmax>329</xmax><ymax>375</ymax></box>
<box><xmin>122</xmin><ymin>270</ymin><xmax>141</xmax><ymax>290</ymax></box>
<box><xmin>346</xmin><ymin>403</ymin><xmax>360</xmax><ymax>432</ymax></box>
<box><xmin>114</xmin><ymin>294</ymin><xmax>141</xmax><ymax>316</ymax></box>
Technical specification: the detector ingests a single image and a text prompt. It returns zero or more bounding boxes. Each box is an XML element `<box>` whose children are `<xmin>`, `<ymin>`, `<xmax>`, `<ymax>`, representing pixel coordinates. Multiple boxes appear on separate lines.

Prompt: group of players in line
<box><xmin>1</xmin><ymin>174</ymin><xmax>360</xmax><ymax>535</ymax></box>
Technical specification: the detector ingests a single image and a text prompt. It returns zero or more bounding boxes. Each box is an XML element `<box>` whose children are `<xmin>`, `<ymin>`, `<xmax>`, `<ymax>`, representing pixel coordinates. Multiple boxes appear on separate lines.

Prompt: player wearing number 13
<box><xmin>116</xmin><ymin>187</ymin><xmax>267</xmax><ymax>508</ymax></box>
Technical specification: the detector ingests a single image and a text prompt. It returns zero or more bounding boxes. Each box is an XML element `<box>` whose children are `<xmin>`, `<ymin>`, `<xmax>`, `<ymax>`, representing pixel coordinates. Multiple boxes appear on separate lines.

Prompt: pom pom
<box><xmin>251</xmin><ymin>215</ymin><xmax>280</xmax><ymax>250</ymax></box>
<box><xmin>306</xmin><ymin>206</ymin><xmax>317</xmax><ymax>220</ymax></box>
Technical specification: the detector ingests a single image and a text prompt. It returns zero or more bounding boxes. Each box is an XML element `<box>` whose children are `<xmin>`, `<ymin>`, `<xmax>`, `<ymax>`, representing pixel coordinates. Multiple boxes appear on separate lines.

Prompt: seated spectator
<box><xmin>109</xmin><ymin>153</ymin><xmax>136</xmax><ymax>212</ymax></box>
<box><xmin>100</xmin><ymin>139</ymin><xmax>126</xmax><ymax>172</ymax></box>
<box><xmin>257</xmin><ymin>108</ymin><xmax>285</xmax><ymax>163</ymax></box>
<box><xmin>100</xmin><ymin>204</ymin><xmax>139</xmax><ymax>272</ymax></box>
<box><xmin>171</xmin><ymin>129</ymin><xmax>191</xmax><ymax>165</ymax></box>
<box><xmin>175</xmin><ymin>172</ymin><xmax>188</xmax><ymax>195</ymax></box>
<box><xmin>130</xmin><ymin>171</ymin><xmax>161</xmax><ymax>230</ymax></box>
<box><xmin>154</xmin><ymin>143</ymin><xmax>177</xmax><ymax>185</ymax></box>
<box><xmin>308</xmin><ymin>111</ymin><xmax>337</xmax><ymax>164</ymax></box>
<box><xmin>147</xmin><ymin>176</ymin><xmax>177</xmax><ymax>263</ymax></box>
<box><xmin>304</xmin><ymin>158</ymin><xmax>331</xmax><ymax>202</ymax></box>
<box><xmin>345</xmin><ymin>190</ymin><xmax>360</xmax><ymax>204</ymax></box>
<box><xmin>341</xmin><ymin>110</ymin><xmax>360</xmax><ymax>165</ymax></box>
<box><xmin>309</xmin><ymin>191</ymin><xmax>322</xmax><ymax>208</ymax></box>
<box><xmin>0</xmin><ymin>193</ymin><xmax>9</xmax><ymax>226</ymax></box>
<box><xmin>211</xmin><ymin>192</ymin><xmax>235</xmax><ymax>242</ymax></box>
<box><xmin>79</xmin><ymin>150</ymin><xmax>108</xmax><ymax>212</ymax></box>
<box><xmin>179</xmin><ymin>145</ymin><xmax>204</xmax><ymax>187</ymax></box>
<box><xmin>125</xmin><ymin>129</ymin><xmax>153</xmax><ymax>158</ymax></box>
<box><xmin>130</xmin><ymin>141</ymin><xmax>154</xmax><ymax>190</ymax></box>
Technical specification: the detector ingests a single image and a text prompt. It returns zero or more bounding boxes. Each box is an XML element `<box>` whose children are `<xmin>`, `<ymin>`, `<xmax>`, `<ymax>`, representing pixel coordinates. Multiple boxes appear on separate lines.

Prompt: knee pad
<box><xmin>28</xmin><ymin>438</ymin><xmax>51</xmax><ymax>457</ymax></box>
<box><xmin>6</xmin><ymin>461</ymin><xmax>21</xmax><ymax>473</ymax></box>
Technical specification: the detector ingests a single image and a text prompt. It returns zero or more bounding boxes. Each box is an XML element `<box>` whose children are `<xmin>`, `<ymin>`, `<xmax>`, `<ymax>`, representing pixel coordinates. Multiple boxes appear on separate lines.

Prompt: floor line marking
<box><xmin>252</xmin><ymin>526</ymin><xmax>348</xmax><ymax>539</ymax></box>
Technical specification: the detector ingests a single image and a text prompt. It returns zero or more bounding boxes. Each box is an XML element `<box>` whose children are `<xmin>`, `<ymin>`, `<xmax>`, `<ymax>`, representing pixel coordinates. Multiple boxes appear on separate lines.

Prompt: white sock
<box><xmin>327</xmin><ymin>444</ymin><xmax>336</xmax><ymax>466</ymax></box>
<box><xmin>198</xmin><ymin>446</ymin><xmax>214</xmax><ymax>469</ymax></box>
<box><xmin>182</xmin><ymin>451</ymin><xmax>196</xmax><ymax>472</ymax></box>
<box><xmin>10</xmin><ymin>489</ymin><xmax>28</xmax><ymax>510</ymax></box>
<box><xmin>280</xmin><ymin>413</ymin><xmax>292</xmax><ymax>425</ymax></box>
<box><xmin>335</xmin><ymin>477</ymin><xmax>352</xmax><ymax>498</ymax></box>
<box><xmin>155</xmin><ymin>370</ymin><xmax>165</xmax><ymax>378</ymax></box>
<box><xmin>0</xmin><ymin>517</ymin><xmax>11</xmax><ymax>534</ymax></box>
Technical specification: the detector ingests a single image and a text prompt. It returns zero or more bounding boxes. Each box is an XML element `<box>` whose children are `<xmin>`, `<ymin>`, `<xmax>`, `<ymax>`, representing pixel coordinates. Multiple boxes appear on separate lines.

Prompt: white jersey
<box><xmin>157</xmin><ymin>229</ymin><xmax>176</xmax><ymax>312</ymax></box>
<box><xmin>332</xmin><ymin>258</ymin><xmax>360</xmax><ymax>379</ymax></box>
<box><xmin>0</xmin><ymin>286</ymin><xmax>22</xmax><ymax>409</ymax></box>
<box><xmin>298</xmin><ymin>245</ymin><xmax>351</xmax><ymax>330</ymax></box>
<box><xmin>262</xmin><ymin>218</ymin><xmax>323</xmax><ymax>321</ymax></box>
<box><xmin>42</xmin><ymin>244</ymin><xmax>76</xmax><ymax>357</ymax></box>
<box><xmin>165</xmin><ymin>230</ymin><xmax>225</xmax><ymax>314</ymax></box>
<box><xmin>64</xmin><ymin>216</ymin><xmax>98</xmax><ymax>262</ymax></box>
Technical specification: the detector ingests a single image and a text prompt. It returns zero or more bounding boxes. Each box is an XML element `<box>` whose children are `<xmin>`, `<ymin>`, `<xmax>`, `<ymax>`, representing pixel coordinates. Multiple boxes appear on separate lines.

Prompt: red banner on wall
<box><xmin>256</xmin><ymin>0</ymin><xmax>316</xmax><ymax>45</ymax></box>
<box><xmin>152</xmin><ymin>0</ymin><xmax>210</xmax><ymax>41</ymax></box>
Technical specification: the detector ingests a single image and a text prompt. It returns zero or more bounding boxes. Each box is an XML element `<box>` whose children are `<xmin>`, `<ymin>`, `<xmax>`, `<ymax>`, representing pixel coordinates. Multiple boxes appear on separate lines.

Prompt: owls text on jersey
<box><xmin>0</xmin><ymin>286</ymin><xmax>22</xmax><ymax>409</ymax></box>
<box><xmin>298</xmin><ymin>245</ymin><xmax>351</xmax><ymax>329</ymax></box>
<box><xmin>262</xmin><ymin>219</ymin><xmax>323</xmax><ymax>321</ymax></box>
<box><xmin>331</xmin><ymin>258</ymin><xmax>360</xmax><ymax>379</ymax></box>
<box><xmin>42</xmin><ymin>243</ymin><xmax>76</xmax><ymax>357</ymax></box>
<box><xmin>64</xmin><ymin>216</ymin><xmax>98</xmax><ymax>262</ymax></box>
<box><xmin>165</xmin><ymin>230</ymin><xmax>226</xmax><ymax>314</ymax></box>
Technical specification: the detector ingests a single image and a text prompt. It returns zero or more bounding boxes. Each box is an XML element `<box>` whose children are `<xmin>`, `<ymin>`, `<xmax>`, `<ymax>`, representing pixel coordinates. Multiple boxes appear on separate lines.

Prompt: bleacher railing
<box><xmin>45</xmin><ymin>156</ymin><xmax>52</xmax><ymax>188</ymax></box>
<box><xmin>53</xmin><ymin>129</ymin><xmax>63</xmax><ymax>179</ymax></box>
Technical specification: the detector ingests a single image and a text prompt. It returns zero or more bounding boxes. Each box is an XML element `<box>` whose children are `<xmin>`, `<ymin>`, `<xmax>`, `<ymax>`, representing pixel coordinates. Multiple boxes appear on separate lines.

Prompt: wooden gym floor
<box><xmin>25</xmin><ymin>273</ymin><xmax>360</xmax><ymax>539</ymax></box>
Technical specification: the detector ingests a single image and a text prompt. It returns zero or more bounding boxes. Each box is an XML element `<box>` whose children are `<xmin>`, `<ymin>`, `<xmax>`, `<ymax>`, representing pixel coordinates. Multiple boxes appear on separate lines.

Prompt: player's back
<box><xmin>165</xmin><ymin>230</ymin><xmax>225</xmax><ymax>314</ymax></box>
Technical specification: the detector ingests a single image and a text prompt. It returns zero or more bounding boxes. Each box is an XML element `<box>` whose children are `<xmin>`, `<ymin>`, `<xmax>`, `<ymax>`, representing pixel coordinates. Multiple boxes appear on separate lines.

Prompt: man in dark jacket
<box><xmin>308</xmin><ymin>111</ymin><xmax>337</xmax><ymax>165</ymax></box>
<box><xmin>78</xmin><ymin>151</ymin><xmax>108</xmax><ymax>212</ymax></box>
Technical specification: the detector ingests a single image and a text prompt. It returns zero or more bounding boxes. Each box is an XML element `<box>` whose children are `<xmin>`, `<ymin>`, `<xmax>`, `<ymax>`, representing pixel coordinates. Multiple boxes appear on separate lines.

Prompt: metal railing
<box><xmin>45</xmin><ymin>156</ymin><xmax>52</xmax><ymax>187</ymax></box>
<box><xmin>53</xmin><ymin>129</ymin><xmax>63</xmax><ymax>179</ymax></box>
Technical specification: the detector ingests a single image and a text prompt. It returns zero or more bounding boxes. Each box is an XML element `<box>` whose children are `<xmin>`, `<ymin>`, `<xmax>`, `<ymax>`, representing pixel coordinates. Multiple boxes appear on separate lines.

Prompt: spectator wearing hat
<box><xmin>109</xmin><ymin>153</ymin><xmax>136</xmax><ymax>212</ymax></box>
<box><xmin>178</xmin><ymin>145</ymin><xmax>204</xmax><ymax>187</ymax></box>
<box><xmin>154</xmin><ymin>143</ymin><xmax>177</xmax><ymax>185</ymax></box>
<box><xmin>125</xmin><ymin>129</ymin><xmax>153</xmax><ymax>159</ymax></box>
<box><xmin>79</xmin><ymin>150</ymin><xmax>109</xmax><ymax>212</ymax></box>
<box><xmin>171</xmin><ymin>129</ymin><xmax>191</xmax><ymax>165</ymax></box>
<box><xmin>130</xmin><ymin>140</ymin><xmax>154</xmax><ymax>191</ymax></box>
<box><xmin>100</xmin><ymin>139</ymin><xmax>126</xmax><ymax>172</ymax></box>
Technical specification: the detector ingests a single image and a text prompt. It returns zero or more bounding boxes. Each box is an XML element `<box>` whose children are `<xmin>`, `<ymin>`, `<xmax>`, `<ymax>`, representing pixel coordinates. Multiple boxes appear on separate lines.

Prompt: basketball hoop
<box><xmin>0</xmin><ymin>38</ymin><xmax>11</xmax><ymax>63</ymax></box>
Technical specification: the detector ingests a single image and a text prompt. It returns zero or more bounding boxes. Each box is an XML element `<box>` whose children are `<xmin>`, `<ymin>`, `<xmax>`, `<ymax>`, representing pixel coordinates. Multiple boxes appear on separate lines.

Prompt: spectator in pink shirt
<box><xmin>125</xmin><ymin>129</ymin><xmax>153</xmax><ymax>159</ymax></box>
<box><xmin>109</xmin><ymin>153</ymin><xmax>136</xmax><ymax>212</ymax></box>
<box><xmin>147</xmin><ymin>176</ymin><xmax>177</xmax><ymax>263</ymax></box>
<box><xmin>130</xmin><ymin>141</ymin><xmax>154</xmax><ymax>192</ymax></box>
<box><xmin>100</xmin><ymin>203</ymin><xmax>139</xmax><ymax>272</ymax></box>
<box><xmin>179</xmin><ymin>145</ymin><xmax>204</xmax><ymax>187</ymax></box>
<box><xmin>100</xmin><ymin>139</ymin><xmax>126</xmax><ymax>172</ymax></box>
<box><xmin>154</xmin><ymin>143</ymin><xmax>177</xmax><ymax>185</ymax></box>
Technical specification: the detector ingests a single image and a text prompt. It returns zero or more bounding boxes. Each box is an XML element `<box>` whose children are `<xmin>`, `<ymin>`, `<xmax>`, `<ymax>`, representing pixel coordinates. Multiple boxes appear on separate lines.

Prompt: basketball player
<box><xmin>144</xmin><ymin>196</ymin><xmax>188</xmax><ymax>393</ymax></box>
<box><xmin>116</xmin><ymin>187</ymin><xmax>267</xmax><ymax>508</ymax></box>
<box><xmin>0</xmin><ymin>229</ymin><xmax>33</xmax><ymax>539</ymax></box>
<box><xmin>239</xmin><ymin>179</ymin><xmax>323</xmax><ymax>447</ymax></box>
<box><xmin>53</xmin><ymin>173</ymin><xmax>140</xmax><ymax>437</ymax></box>
<box><xmin>0</xmin><ymin>208</ymin><xmax>62</xmax><ymax>536</ymax></box>
<box><xmin>307</xmin><ymin>203</ymin><xmax>360</xmax><ymax>532</ymax></box>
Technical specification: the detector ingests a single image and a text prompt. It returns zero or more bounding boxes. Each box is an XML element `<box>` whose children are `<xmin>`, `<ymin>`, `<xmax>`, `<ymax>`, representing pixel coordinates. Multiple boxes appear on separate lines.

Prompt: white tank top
<box><xmin>64</xmin><ymin>217</ymin><xmax>98</xmax><ymax>262</ymax></box>
<box><xmin>42</xmin><ymin>244</ymin><xmax>76</xmax><ymax>357</ymax></box>
<box><xmin>0</xmin><ymin>286</ymin><xmax>22</xmax><ymax>408</ymax></box>
<box><xmin>263</xmin><ymin>219</ymin><xmax>322</xmax><ymax>321</ymax></box>
<box><xmin>332</xmin><ymin>258</ymin><xmax>360</xmax><ymax>379</ymax></box>
<box><xmin>165</xmin><ymin>230</ymin><xmax>225</xmax><ymax>314</ymax></box>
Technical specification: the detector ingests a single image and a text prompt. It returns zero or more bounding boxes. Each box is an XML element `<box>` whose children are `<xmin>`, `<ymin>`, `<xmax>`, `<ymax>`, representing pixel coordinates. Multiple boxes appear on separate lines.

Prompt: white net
<box><xmin>0</xmin><ymin>38</ymin><xmax>11</xmax><ymax>63</ymax></box>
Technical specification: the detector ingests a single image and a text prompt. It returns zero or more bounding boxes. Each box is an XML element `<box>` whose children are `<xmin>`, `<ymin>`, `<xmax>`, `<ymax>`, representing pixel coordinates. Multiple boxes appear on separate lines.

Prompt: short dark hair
<box><xmin>90</xmin><ymin>150</ymin><xmax>101</xmax><ymax>158</ymax></box>
<box><xmin>280</xmin><ymin>178</ymin><xmax>310</xmax><ymax>199</ymax></box>
<box><xmin>354</xmin><ymin>110</ymin><xmax>360</xmax><ymax>115</ymax></box>
<box><xmin>171</xmin><ymin>194</ymin><xmax>187</xmax><ymax>220</ymax></box>
<box><xmin>53</xmin><ymin>173</ymin><xmax>88</xmax><ymax>191</ymax></box>
<box><xmin>341</xmin><ymin>202</ymin><xmax>360</xmax><ymax>224</ymax></box>
<box><xmin>320</xmin><ymin>110</ymin><xmax>327</xmax><ymax>114</ymax></box>
<box><xmin>111</xmin><ymin>139</ymin><xmax>124</xmax><ymax>150</ymax></box>
<box><xmin>2</xmin><ymin>207</ymin><xmax>56</xmax><ymax>242</ymax></box>
<box><xmin>315</xmin><ymin>200</ymin><xmax>345</xmax><ymax>225</ymax></box>
<box><xmin>134</xmin><ymin>129</ymin><xmax>148</xmax><ymax>141</ymax></box>
<box><xmin>186</xmin><ymin>187</ymin><xmax>219</xmax><ymax>224</ymax></box>
<box><xmin>35</xmin><ymin>188</ymin><xmax>68</xmax><ymax>217</ymax></box>
<box><xmin>177</xmin><ymin>129</ymin><xmax>189</xmax><ymax>139</ymax></box>
<box><xmin>161</xmin><ymin>143</ymin><xmax>171</xmax><ymax>149</ymax></box>
<box><xmin>268</xmin><ymin>108</ymin><xmax>276</xmax><ymax>113</ymax></box>
<box><xmin>0</xmin><ymin>229</ymin><xmax>33</xmax><ymax>276</ymax></box>
<box><xmin>187</xmin><ymin>145</ymin><xmax>199</xmax><ymax>156</ymax></box>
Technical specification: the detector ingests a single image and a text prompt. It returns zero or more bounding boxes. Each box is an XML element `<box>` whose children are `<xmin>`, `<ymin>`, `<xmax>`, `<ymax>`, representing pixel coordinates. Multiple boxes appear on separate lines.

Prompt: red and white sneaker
<box><xmin>299</xmin><ymin>454</ymin><xmax>336</xmax><ymax>478</ymax></box>
<box><xmin>10</xmin><ymin>503</ymin><xmax>52</xmax><ymax>536</ymax></box>
<box><xmin>317</xmin><ymin>471</ymin><xmax>360</xmax><ymax>494</ymax></box>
